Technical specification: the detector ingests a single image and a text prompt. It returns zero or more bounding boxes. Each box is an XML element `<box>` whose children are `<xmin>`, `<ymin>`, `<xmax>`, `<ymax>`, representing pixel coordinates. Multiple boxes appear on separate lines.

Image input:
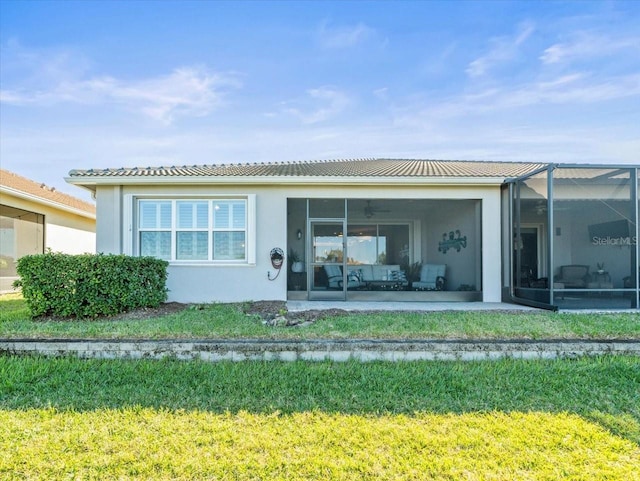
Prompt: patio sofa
<box><xmin>349</xmin><ymin>264</ymin><xmax>405</xmax><ymax>283</ymax></box>
<box><xmin>324</xmin><ymin>264</ymin><xmax>411</xmax><ymax>290</ymax></box>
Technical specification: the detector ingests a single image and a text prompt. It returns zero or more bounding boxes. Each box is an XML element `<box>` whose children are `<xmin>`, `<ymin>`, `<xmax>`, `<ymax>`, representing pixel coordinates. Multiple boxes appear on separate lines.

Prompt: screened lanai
<box><xmin>504</xmin><ymin>165</ymin><xmax>639</xmax><ymax>310</ymax></box>
<box><xmin>287</xmin><ymin>198</ymin><xmax>482</xmax><ymax>302</ymax></box>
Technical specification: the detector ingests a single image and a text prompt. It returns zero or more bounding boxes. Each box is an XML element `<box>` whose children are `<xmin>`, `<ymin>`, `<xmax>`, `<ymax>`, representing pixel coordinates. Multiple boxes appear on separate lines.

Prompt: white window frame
<box><xmin>125</xmin><ymin>194</ymin><xmax>256</xmax><ymax>266</ymax></box>
<box><xmin>176</xmin><ymin>201</ymin><xmax>210</xmax><ymax>261</ymax></box>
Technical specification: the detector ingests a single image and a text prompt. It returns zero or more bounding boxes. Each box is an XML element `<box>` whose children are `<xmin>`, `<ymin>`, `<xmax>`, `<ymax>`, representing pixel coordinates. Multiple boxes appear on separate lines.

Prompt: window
<box><xmin>213</xmin><ymin>200</ymin><xmax>246</xmax><ymax>260</ymax></box>
<box><xmin>177</xmin><ymin>201</ymin><xmax>208</xmax><ymax>260</ymax></box>
<box><xmin>346</xmin><ymin>224</ymin><xmax>409</xmax><ymax>266</ymax></box>
<box><xmin>139</xmin><ymin>201</ymin><xmax>172</xmax><ymax>260</ymax></box>
<box><xmin>137</xmin><ymin>199</ymin><xmax>248</xmax><ymax>262</ymax></box>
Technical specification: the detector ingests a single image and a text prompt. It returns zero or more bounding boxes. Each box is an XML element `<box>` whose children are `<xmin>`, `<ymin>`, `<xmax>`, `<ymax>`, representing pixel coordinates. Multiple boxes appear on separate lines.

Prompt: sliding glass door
<box><xmin>308</xmin><ymin>220</ymin><xmax>347</xmax><ymax>300</ymax></box>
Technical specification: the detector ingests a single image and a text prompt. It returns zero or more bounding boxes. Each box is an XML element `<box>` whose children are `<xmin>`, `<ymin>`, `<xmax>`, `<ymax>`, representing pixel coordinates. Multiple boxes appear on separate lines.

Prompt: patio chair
<box><xmin>412</xmin><ymin>264</ymin><xmax>446</xmax><ymax>291</ymax></box>
<box><xmin>554</xmin><ymin>265</ymin><xmax>590</xmax><ymax>288</ymax></box>
<box><xmin>323</xmin><ymin>265</ymin><xmax>363</xmax><ymax>289</ymax></box>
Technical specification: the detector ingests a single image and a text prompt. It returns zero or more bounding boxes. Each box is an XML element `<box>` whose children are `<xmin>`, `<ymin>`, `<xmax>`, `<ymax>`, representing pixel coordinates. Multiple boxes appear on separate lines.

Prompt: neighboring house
<box><xmin>66</xmin><ymin>159</ymin><xmax>639</xmax><ymax>310</ymax></box>
<box><xmin>1</xmin><ymin>169</ymin><xmax>96</xmax><ymax>292</ymax></box>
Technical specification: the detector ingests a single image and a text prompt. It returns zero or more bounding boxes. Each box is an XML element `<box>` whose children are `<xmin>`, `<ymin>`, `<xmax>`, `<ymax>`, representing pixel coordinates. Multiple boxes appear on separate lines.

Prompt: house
<box><xmin>66</xmin><ymin>159</ymin><xmax>639</xmax><ymax>310</ymax></box>
<box><xmin>1</xmin><ymin>169</ymin><xmax>96</xmax><ymax>292</ymax></box>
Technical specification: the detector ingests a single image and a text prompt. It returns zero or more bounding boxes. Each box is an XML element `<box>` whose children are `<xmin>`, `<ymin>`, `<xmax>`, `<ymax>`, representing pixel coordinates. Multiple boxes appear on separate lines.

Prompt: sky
<box><xmin>1</xmin><ymin>0</ymin><xmax>639</xmax><ymax>202</ymax></box>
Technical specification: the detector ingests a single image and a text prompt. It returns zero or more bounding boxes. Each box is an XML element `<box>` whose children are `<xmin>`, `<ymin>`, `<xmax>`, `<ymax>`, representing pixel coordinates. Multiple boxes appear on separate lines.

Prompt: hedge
<box><xmin>14</xmin><ymin>252</ymin><xmax>168</xmax><ymax>318</ymax></box>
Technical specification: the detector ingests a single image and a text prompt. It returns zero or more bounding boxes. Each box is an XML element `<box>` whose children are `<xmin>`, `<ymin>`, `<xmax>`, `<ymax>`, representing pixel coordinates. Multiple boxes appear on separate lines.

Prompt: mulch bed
<box><xmin>35</xmin><ymin>300</ymin><xmax>352</xmax><ymax>325</ymax></box>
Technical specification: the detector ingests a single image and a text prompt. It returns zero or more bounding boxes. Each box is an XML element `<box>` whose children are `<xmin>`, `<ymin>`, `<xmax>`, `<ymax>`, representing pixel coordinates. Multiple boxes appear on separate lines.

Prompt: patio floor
<box><xmin>287</xmin><ymin>300</ymin><xmax>540</xmax><ymax>312</ymax></box>
<box><xmin>287</xmin><ymin>300</ymin><xmax>640</xmax><ymax>313</ymax></box>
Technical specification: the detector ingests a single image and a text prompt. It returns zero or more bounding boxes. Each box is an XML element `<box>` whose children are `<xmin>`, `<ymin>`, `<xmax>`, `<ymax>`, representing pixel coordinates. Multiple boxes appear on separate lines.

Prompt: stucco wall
<box><xmin>46</xmin><ymin>223</ymin><xmax>95</xmax><ymax>254</ymax></box>
<box><xmin>423</xmin><ymin>200</ymin><xmax>481</xmax><ymax>291</ymax></box>
<box><xmin>97</xmin><ymin>184</ymin><xmax>287</xmax><ymax>303</ymax></box>
<box><xmin>94</xmin><ymin>183</ymin><xmax>503</xmax><ymax>303</ymax></box>
<box><xmin>1</xmin><ymin>193</ymin><xmax>95</xmax><ymax>254</ymax></box>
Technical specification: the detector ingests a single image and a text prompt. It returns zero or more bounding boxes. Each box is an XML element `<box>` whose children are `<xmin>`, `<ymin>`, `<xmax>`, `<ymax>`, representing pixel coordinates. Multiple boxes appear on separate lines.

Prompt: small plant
<box><xmin>288</xmin><ymin>249</ymin><xmax>301</xmax><ymax>263</ymax></box>
<box><xmin>597</xmin><ymin>262</ymin><xmax>605</xmax><ymax>273</ymax></box>
<box><xmin>289</xmin><ymin>249</ymin><xmax>304</xmax><ymax>273</ymax></box>
<box><xmin>400</xmin><ymin>262</ymin><xmax>422</xmax><ymax>283</ymax></box>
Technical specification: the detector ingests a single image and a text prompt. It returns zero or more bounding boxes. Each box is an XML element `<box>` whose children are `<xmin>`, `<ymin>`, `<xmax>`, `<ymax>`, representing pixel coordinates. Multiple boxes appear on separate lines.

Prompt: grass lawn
<box><xmin>1</xmin><ymin>293</ymin><xmax>639</xmax><ymax>340</ymax></box>
<box><xmin>1</xmin><ymin>356</ymin><xmax>639</xmax><ymax>479</ymax></box>
<box><xmin>2</xmin><ymin>294</ymin><xmax>639</xmax><ymax>479</ymax></box>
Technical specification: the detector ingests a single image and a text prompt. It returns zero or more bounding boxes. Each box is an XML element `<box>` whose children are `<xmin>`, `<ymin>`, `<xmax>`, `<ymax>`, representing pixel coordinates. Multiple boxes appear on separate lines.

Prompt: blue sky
<box><xmin>1</xmin><ymin>0</ymin><xmax>639</xmax><ymax>200</ymax></box>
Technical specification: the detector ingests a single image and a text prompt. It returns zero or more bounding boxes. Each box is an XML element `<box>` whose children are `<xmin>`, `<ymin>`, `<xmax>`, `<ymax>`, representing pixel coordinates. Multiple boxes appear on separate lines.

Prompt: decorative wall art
<box><xmin>438</xmin><ymin>230</ymin><xmax>467</xmax><ymax>254</ymax></box>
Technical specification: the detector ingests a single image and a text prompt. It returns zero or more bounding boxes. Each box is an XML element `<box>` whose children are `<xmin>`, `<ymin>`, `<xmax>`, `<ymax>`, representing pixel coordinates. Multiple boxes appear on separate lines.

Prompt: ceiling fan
<box><xmin>364</xmin><ymin>200</ymin><xmax>391</xmax><ymax>218</ymax></box>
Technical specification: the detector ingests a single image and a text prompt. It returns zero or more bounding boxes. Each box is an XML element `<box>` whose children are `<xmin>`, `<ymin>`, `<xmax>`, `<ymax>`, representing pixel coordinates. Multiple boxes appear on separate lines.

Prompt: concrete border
<box><xmin>1</xmin><ymin>339</ymin><xmax>639</xmax><ymax>362</ymax></box>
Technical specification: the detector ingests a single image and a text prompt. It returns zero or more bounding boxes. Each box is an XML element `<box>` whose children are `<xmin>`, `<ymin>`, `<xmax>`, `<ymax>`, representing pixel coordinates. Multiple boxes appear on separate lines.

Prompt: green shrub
<box><xmin>14</xmin><ymin>252</ymin><xmax>168</xmax><ymax>318</ymax></box>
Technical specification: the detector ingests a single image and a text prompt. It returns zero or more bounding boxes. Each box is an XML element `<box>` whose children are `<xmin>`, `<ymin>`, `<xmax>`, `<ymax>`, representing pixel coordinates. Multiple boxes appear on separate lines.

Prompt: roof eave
<box><xmin>65</xmin><ymin>175</ymin><xmax>510</xmax><ymax>188</ymax></box>
<box><xmin>1</xmin><ymin>186</ymin><xmax>96</xmax><ymax>219</ymax></box>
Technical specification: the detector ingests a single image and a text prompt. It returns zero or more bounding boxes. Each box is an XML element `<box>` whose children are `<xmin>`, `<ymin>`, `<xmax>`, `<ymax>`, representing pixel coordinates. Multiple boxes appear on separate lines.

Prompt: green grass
<box><xmin>2</xmin><ymin>357</ymin><xmax>638</xmax><ymax>421</ymax></box>
<box><xmin>1</xmin><ymin>356</ymin><xmax>639</xmax><ymax>479</ymax></box>
<box><xmin>2</xmin><ymin>293</ymin><xmax>639</xmax><ymax>340</ymax></box>
<box><xmin>3</xmin><ymin>409</ymin><xmax>637</xmax><ymax>480</ymax></box>
<box><xmin>3</xmin><ymin>294</ymin><xmax>639</xmax><ymax>478</ymax></box>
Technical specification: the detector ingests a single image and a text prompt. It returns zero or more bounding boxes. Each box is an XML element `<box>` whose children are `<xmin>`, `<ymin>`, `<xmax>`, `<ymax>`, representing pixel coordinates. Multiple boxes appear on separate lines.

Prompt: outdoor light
<box><xmin>296</xmin><ymin>229</ymin><xmax>302</xmax><ymax>240</ymax></box>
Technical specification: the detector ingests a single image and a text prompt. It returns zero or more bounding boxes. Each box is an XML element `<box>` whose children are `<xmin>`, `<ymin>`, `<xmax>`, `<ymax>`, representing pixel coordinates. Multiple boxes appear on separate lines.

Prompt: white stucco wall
<box><xmin>94</xmin><ymin>182</ymin><xmax>504</xmax><ymax>303</ymax></box>
<box><xmin>46</xmin><ymin>223</ymin><xmax>95</xmax><ymax>254</ymax></box>
<box><xmin>1</xmin><ymin>193</ymin><xmax>96</xmax><ymax>254</ymax></box>
<box><xmin>95</xmin><ymin>186</ymin><xmax>122</xmax><ymax>255</ymax></box>
<box><xmin>96</xmin><ymin>184</ymin><xmax>287</xmax><ymax>303</ymax></box>
<box><xmin>481</xmin><ymin>193</ymin><xmax>502</xmax><ymax>302</ymax></box>
<box><xmin>422</xmin><ymin>200</ymin><xmax>481</xmax><ymax>291</ymax></box>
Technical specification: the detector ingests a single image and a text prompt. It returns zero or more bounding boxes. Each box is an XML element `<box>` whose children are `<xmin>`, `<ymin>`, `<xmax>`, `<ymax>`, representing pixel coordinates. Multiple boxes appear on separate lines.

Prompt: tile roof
<box><xmin>68</xmin><ymin>158</ymin><xmax>547</xmax><ymax>180</ymax></box>
<box><xmin>1</xmin><ymin>169</ymin><xmax>96</xmax><ymax>215</ymax></box>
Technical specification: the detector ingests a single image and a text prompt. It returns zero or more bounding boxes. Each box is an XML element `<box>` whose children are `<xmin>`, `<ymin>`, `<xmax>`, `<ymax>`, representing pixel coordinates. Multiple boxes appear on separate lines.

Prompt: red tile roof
<box><xmin>1</xmin><ymin>169</ymin><xmax>96</xmax><ymax>215</ymax></box>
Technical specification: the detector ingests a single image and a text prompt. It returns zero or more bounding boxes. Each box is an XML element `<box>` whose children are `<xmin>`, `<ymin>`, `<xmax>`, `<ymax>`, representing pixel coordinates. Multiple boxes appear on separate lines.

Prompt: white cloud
<box><xmin>0</xmin><ymin>42</ymin><xmax>240</xmax><ymax>124</ymax></box>
<box><xmin>541</xmin><ymin>32</ymin><xmax>640</xmax><ymax>65</ymax></box>
<box><xmin>404</xmin><ymin>72</ymin><xmax>640</xmax><ymax>121</ymax></box>
<box><xmin>533</xmin><ymin>74</ymin><xmax>640</xmax><ymax>104</ymax></box>
<box><xmin>103</xmin><ymin>67</ymin><xmax>239</xmax><ymax>124</ymax></box>
<box><xmin>466</xmin><ymin>22</ymin><xmax>535</xmax><ymax>78</ymax></box>
<box><xmin>1</xmin><ymin>67</ymin><xmax>240</xmax><ymax>124</ymax></box>
<box><xmin>1</xmin><ymin>39</ymin><xmax>93</xmax><ymax>84</ymax></box>
<box><xmin>284</xmin><ymin>87</ymin><xmax>351</xmax><ymax>124</ymax></box>
<box><xmin>373</xmin><ymin>87</ymin><xmax>389</xmax><ymax>100</ymax></box>
<box><xmin>317</xmin><ymin>21</ymin><xmax>375</xmax><ymax>49</ymax></box>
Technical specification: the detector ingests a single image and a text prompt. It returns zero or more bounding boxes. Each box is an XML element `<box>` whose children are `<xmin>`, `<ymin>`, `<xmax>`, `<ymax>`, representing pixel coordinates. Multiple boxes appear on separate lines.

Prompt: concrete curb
<box><xmin>1</xmin><ymin>338</ymin><xmax>639</xmax><ymax>362</ymax></box>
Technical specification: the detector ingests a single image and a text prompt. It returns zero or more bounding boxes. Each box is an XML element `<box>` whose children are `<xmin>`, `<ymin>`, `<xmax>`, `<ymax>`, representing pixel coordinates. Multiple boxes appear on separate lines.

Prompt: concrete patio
<box><xmin>287</xmin><ymin>300</ymin><xmax>637</xmax><ymax>313</ymax></box>
<box><xmin>287</xmin><ymin>300</ymin><xmax>540</xmax><ymax>312</ymax></box>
